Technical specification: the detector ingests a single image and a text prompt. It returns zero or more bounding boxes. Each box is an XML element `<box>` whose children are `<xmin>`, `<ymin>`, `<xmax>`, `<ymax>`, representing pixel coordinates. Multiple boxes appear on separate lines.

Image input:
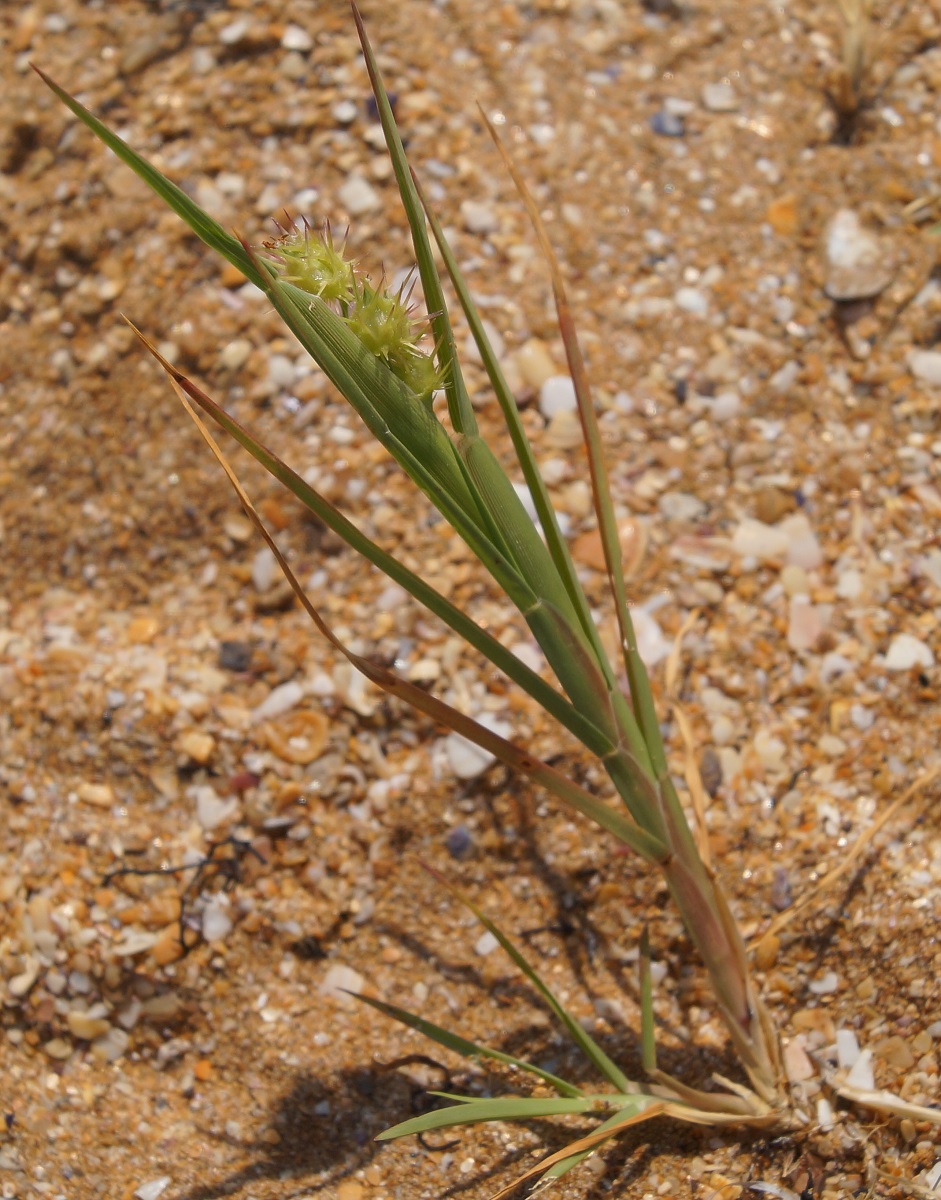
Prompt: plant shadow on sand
<box><xmin>171</xmin><ymin>1061</ymin><xmax>672</xmax><ymax>1200</ymax></box>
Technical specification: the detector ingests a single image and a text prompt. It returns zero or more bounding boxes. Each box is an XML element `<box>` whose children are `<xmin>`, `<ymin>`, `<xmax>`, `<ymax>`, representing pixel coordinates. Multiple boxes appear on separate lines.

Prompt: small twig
<box><xmin>105</xmin><ymin>836</ymin><xmax>266</xmax><ymax>959</ymax></box>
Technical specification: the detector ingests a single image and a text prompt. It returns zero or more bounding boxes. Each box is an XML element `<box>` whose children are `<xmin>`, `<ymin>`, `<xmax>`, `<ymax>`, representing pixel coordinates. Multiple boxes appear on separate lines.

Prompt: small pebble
<box><xmin>219</xmin><ymin>338</ymin><xmax>252</xmax><ymax>371</ymax></box>
<box><xmin>67</xmin><ymin>1011</ymin><xmax>111</xmax><ymax>1041</ymax></box>
<box><xmin>766</xmin><ymin>193</ymin><xmax>799</xmax><ymax>235</ymax></box>
<box><xmin>754</xmin><ymin>933</ymin><xmax>780</xmax><ymax>970</ymax></box>
<box><xmin>650</xmin><ymin>109</ymin><xmax>685</xmax><ymax>137</ymax></box>
<box><xmin>845</xmin><ymin>1048</ymin><xmax>875</xmax><ymax>1090</ymax></box>
<box><xmin>76</xmin><ymin>781</ymin><xmax>115</xmax><ymax>808</ymax></box>
<box><xmin>134</xmin><ymin>1179</ymin><xmax>171</xmax><ymax>1200</ymax></box>
<box><xmin>460</xmin><ymin>199</ymin><xmax>499</xmax><ymax>235</ymax></box>
<box><xmin>514</xmin><ymin>338</ymin><xmax>557</xmax><ymax>390</ymax></box>
<box><xmin>92</xmin><ymin>1026</ymin><xmax>130</xmax><ymax>1062</ymax></box>
<box><xmin>445</xmin><ymin>734</ymin><xmax>494</xmax><ymax>781</ymax></box>
<box><xmin>332</xmin><ymin>100</ymin><xmax>358</xmax><ymax>125</ymax></box>
<box><xmin>201</xmin><ymin>901</ymin><xmax>233</xmax><ymax>943</ymax></box>
<box><xmin>339</xmin><ymin>175</ymin><xmax>380</xmax><ymax>216</ymax></box>
<box><xmin>252</xmin><ymin>680</ymin><xmax>305</xmax><ymax>722</ymax></box>
<box><xmin>731</xmin><ymin>518</ymin><xmax>790</xmax><ymax>562</ymax></box>
<box><xmin>267</xmin><ymin>353</ymin><xmax>297</xmax><ymax>389</ymax></box>
<box><xmin>701</xmin><ymin>82</ymin><xmax>739</xmax><ymax>112</ymax></box>
<box><xmin>698</xmin><ymin>747</ymin><xmax>723</xmax><ymax>796</ymax></box>
<box><xmin>538</xmin><ymin>374</ymin><xmax>577</xmax><ymax>419</ymax></box>
<box><xmin>873</xmin><ymin>1034</ymin><xmax>914</xmax><ymax>1070</ymax></box>
<box><xmin>769</xmin><ymin>360</ymin><xmax>799</xmax><ymax>392</ymax></box>
<box><xmin>663</xmin><ymin>97</ymin><xmax>695</xmax><ymax>117</ymax></box>
<box><xmin>281</xmin><ymin>23</ymin><xmax>313</xmax><ymax>52</ymax></box>
<box><xmin>823</xmin><ymin>208</ymin><xmax>895</xmax><ymax>301</ymax></box>
<box><xmin>808</xmin><ymin>970</ymin><xmax>840</xmax><ymax>995</ymax></box>
<box><xmin>709</xmin><ymin>390</ymin><xmax>742</xmax><ymax>421</ymax></box>
<box><xmin>444</xmin><ymin>825</ymin><xmax>475</xmax><ymax>860</ymax></box>
<box><xmin>112</xmin><ymin>934</ymin><xmax>158</xmax><ymax>962</ymax></box>
<box><xmin>770</xmin><ymin>867</ymin><xmax>792</xmax><ymax>911</ymax></box>
<box><xmin>251</xmin><ymin>546</ymin><xmax>277</xmax><ymax>593</ymax></box>
<box><xmin>475</xmin><ymin>931</ymin><xmax>499</xmax><ymax>957</ymax></box>
<box><xmin>836</xmin><ymin>1028</ymin><xmax>860</xmax><ymax>1068</ymax></box>
<box><xmin>218</xmin><ymin>18</ymin><xmax>250</xmax><ymax>46</ymax></box>
<box><xmin>43</xmin><ymin>1037</ymin><xmax>73</xmax><ymax>1061</ymax></box>
<box><xmin>195</xmin><ymin>787</ymin><xmax>239</xmax><ymax>832</ymax></box>
<box><xmin>659</xmin><ymin>492</ymin><xmax>706</xmax><ymax>522</ymax></box>
<box><xmin>632</xmin><ymin>608</ymin><xmax>672</xmax><ymax>667</ymax></box>
<box><xmin>177</xmin><ymin>730</ymin><xmax>215</xmax><ymax>766</ymax></box>
<box><xmin>783</xmin><ymin>1038</ymin><xmax>815</xmax><ymax>1082</ymax></box>
<box><xmin>884</xmin><ymin>633</ymin><xmax>934</xmax><ymax>671</ymax></box>
<box><xmin>9</xmin><ymin>958</ymin><xmax>40</xmax><ymax>998</ymax></box>
<box><xmin>320</xmin><ymin>963</ymin><xmax>364</xmax><ymax>1006</ymax></box>
<box><xmin>787</xmin><ymin>597</ymin><xmax>822</xmax><ymax>654</ymax></box>
<box><xmin>908</xmin><ymin>349</ymin><xmax>941</xmax><ymax>387</ymax></box>
<box><xmin>754</xmin><ymin>486</ymin><xmax>793</xmax><ymax>524</ymax></box>
<box><xmin>218</xmin><ymin>641</ymin><xmax>253</xmax><ymax>672</ymax></box>
<box><xmin>674</xmin><ymin>286</ymin><xmax>709</xmax><ymax>316</ymax></box>
<box><xmin>781</xmin><ymin>514</ymin><xmax>823</xmax><ymax>570</ymax></box>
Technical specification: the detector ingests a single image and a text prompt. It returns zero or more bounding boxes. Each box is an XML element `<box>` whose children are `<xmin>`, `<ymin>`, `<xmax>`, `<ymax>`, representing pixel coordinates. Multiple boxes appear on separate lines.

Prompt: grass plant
<box><xmin>35</xmin><ymin>4</ymin><xmax>941</xmax><ymax>1192</ymax></box>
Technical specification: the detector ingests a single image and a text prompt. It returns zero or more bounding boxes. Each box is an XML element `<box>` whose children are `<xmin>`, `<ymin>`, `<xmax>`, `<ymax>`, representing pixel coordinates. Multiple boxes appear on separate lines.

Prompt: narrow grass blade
<box><xmin>639</xmin><ymin>926</ymin><xmax>657</xmax><ymax>1075</ymax></box>
<box><xmin>538</xmin><ymin>1106</ymin><xmax>659</xmax><ymax>1187</ymax></box>
<box><xmin>139</xmin><ymin>338</ymin><xmax>669</xmax><ymax>864</ymax></box>
<box><xmin>481</xmin><ymin>110</ymin><xmax>669</xmax><ymax>780</ymax></box>
<box><xmin>33</xmin><ymin>68</ymin><xmax>269</xmax><ymax>291</ymax></box>
<box><xmin>458</xmin><ymin>432</ymin><xmax>583</xmax><ymax>630</ymax></box>
<box><xmin>260</xmin><ymin>269</ymin><xmax>550</xmax><ymax>622</ymax></box>
<box><xmin>489</xmin><ymin>1100</ymin><xmax>670</xmax><ymax>1200</ymax></box>
<box><xmin>353</xmin><ymin>992</ymin><xmax>583</xmax><ymax>1097</ymax></box>
<box><xmin>351</xmin><ymin>3</ymin><xmax>476</xmax><ymax>437</ymax></box>
<box><xmin>376</xmin><ymin>1093</ymin><xmax>615</xmax><ymax>1141</ymax></box>
<box><xmin>134</xmin><ymin>330</ymin><xmax>610</xmax><ymax>755</ymax></box>
<box><xmin>646</xmin><ymin>1068</ymin><xmax>762</xmax><ymax>1117</ymax></box>
<box><xmin>412</xmin><ymin>166</ymin><xmax>603</xmax><ymax>656</ymax></box>
<box><xmin>493</xmin><ymin>1099</ymin><xmax>772</xmax><ymax>1200</ymax></box>
<box><xmin>424</xmin><ymin>865</ymin><xmax>635</xmax><ymax>1094</ymax></box>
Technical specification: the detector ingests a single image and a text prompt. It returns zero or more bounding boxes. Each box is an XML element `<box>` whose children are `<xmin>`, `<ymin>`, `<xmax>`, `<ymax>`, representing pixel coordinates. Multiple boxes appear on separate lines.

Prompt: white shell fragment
<box><xmin>845</xmin><ymin>1048</ymin><xmax>875</xmax><ymax>1090</ymax></box>
<box><xmin>908</xmin><ymin>349</ymin><xmax>941</xmax><ymax>386</ymax></box>
<box><xmin>701</xmin><ymin>82</ymin><xmax>739</xmax><ymax>112</ymax></box>
<box><xmin>836</xmin><ymin>1028</ymin><xmax>860</xmax><ymax>1068</ymax></box>
<box><xmin>538</xmin><ymin>375</ymin><xmax>578</xmax><ymax>419</ymax></box>
<box><xmin>134</xmin><ymin>1179</ymin><xmax>171</xmax><ymax>1200</ymax></box>
<box><xmin>884</xmin><ymin>633</ymin><xmax>934</xmax><ymax>671</ymax></box>
<box><xmin>319</xmin><ymin>963</ymin><xmax>365</xmax><ymax>1006</ymax></box>
<box><xmin>823</xmin><ymin>208</ymin><xmax>895</xmax><ymax>301</ymax></box>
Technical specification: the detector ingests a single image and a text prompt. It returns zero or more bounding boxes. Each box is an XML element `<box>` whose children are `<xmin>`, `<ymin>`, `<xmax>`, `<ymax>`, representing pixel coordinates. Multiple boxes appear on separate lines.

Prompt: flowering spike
<box><xmin>264</xmin><ymin>218</ymin><xmax>355</xmax><ymax>305</ymax></box>
<box><xmin>265</xmin><ymin>220</ymin><xmax>444</xmax><ymax>405</ymax></box>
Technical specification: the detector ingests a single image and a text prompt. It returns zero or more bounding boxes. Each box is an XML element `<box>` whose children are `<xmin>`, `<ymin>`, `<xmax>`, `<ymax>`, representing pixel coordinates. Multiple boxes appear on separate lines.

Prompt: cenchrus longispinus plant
<box><xmin>34</xmin><ymin>4</ymin><xmax>941</xmax><ymax>1192</ymax></box>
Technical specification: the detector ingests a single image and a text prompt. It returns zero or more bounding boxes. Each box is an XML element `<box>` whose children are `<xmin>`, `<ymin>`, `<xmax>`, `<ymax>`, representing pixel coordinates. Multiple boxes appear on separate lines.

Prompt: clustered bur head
<box><xmin>264</xmin><ymin>217</ymin><xmax>444</xmax><ymax>404</ymax></box>
<box><xmin>264</xmin><ymin>217</ymin><xmax>355</xmax><ymax>304</ymax></box>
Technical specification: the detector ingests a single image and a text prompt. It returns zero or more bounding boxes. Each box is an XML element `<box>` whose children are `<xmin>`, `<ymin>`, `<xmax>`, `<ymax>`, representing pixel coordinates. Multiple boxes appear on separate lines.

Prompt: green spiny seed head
<box><xmin>345</xmin><ymin>280</ymin><xmax>443</xmax><ymax>403</ymax></box>
<box><xmin>265</xmin><ymin>221</ymin><xmax>354</xmax><ymax>305</ymax></box>
<box><xmin>346</xmin><ymin>281</ymin><xmax>415</xmax><ymax>361</ymax></box>
<box><xmin>390</xmin><ymin>344</ymin><xmax>446</xmax><ymax>406</ymax></box>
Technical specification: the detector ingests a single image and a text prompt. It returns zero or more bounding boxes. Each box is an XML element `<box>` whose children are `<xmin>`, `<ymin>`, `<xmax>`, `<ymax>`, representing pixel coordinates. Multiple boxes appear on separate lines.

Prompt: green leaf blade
<box><xmin>376</xmin><ymin>1094</ymin><xmax>603</xmax><ymax>1141</ymax></box>
<box><xmin>352</xmin><ymin>993</ymin><xmax>583</xmax><ymax>1098</ymax></box>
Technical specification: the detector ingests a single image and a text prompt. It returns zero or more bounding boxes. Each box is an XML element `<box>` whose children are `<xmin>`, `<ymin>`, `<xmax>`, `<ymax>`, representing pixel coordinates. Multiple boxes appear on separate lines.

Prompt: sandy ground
<box><xmin>2</xmin><ymin>0</ymin><xmax>941</xmax><ymax>1198</ymax></box>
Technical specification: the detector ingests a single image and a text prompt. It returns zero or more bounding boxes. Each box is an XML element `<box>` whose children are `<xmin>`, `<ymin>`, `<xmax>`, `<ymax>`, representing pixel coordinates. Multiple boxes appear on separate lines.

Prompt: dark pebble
<box><xmin>218</xmin><ymin>640</ymin><xmax>253</xmax><ymax>671</ymax></box>
<box><xmin>650</xmin><ymin>110</ymin><xmax>685</xmax><ymax>138</ymax></box>
<box><xmin>699</xmin><ymin>747</ymin><xmax>723</xmax><ymax>798</ymax></box>
<box><xmin>444</xmin><ymin>824</ymin><xmax>474</xmax><ymax>860</ymax></box>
